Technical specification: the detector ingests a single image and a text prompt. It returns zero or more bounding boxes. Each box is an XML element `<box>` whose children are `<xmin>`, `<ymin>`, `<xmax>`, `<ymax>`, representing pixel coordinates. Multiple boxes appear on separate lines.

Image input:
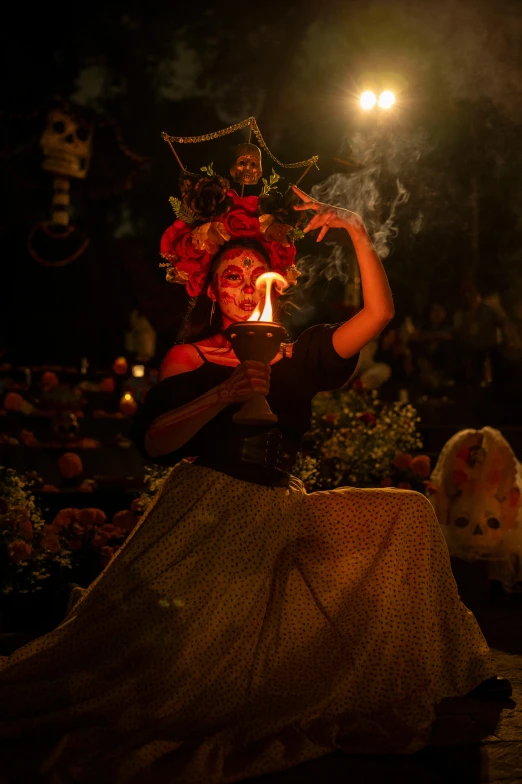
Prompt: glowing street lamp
<box><xmin>359</xmin><ymin>90</ymin><xmax>396</xmax><ymax>110</ymax></box>
<box><xmin>360</xmin><ymin>91</ymin><xmax>377</xmax><ymax>110</ymax></box>
<box><xmin>378</xmin><ymin>90</ymin><xmax>396</xmax><ymax>109</ymax></box>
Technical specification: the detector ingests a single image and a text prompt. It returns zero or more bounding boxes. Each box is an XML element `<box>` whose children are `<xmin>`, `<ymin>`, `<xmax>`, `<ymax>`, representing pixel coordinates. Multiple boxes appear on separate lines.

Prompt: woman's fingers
<box><xmin>291</xmin><ymin>184</ymin><xmax>313</xmax><ymax>202</ymax></box>
<box><xmin>291</xmin><ymin>185</ymin><xmax>320</xmax><ymax>212</ymax></box>
<box><xmin>293</xmin><ymin>202</ymin><xmax>320</xmax><ymax>212</ymax></box>
<box><xmin>316</xmin><ymin>222</ymin><xmax>331</xmax><ymax>242</ymax></box>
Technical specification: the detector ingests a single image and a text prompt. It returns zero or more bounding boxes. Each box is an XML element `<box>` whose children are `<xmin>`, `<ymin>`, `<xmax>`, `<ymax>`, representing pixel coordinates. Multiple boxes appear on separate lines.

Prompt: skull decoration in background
<box><xmin>39</xmin><ymin>108</ymin><xmax>93</xmax><ymax>229</ymax></box>
<box><xmin>52</xmin><ymin>411</ymin><xmax>80</xmax><ymax>442</ymax></box>
<box><xmin>427</xmin><ymin>426</ymin><xmax>522</xmax><ymax>590</ymax></box>
<box><xmin>41</xmin><ymin>108</ymin><xmax>92</xmax><ymax>180</ymax></box>
<box><xmin>230</xmin><ymin>143</ymin><xmax>262</xmax><ymax>186</ymax></box>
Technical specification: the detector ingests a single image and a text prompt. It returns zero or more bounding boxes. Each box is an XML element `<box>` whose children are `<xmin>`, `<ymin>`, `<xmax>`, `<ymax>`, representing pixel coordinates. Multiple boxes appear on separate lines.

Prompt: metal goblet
<box><xmin>223</xmin><ymin>321</ymin><xmax>288</xmax><ymax>425</ymax></box>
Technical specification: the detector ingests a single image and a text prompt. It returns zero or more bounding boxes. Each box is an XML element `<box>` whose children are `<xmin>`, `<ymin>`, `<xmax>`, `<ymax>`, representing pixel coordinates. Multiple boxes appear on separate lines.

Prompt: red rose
<box><xmin>227</xmin><ymin>189</ymin><xmax>258</xmax><ymax>214</ymax></box>
<box><xmin>261</xmin><ymin>238</ymin><xmax>297</xmax><ymax>272</ymax></box>
<box><xmin>410</xmin><ymin>455</ymin><xmax>431</xmax><ymax>478</ymax></box>
<box><xmin>160</xmin><ymin>220</ymin><xmax>185</xmax><ymax>261</ymax></box>
<box><xmin>398</xmin><ymin>481</ymin><xmax>412</xmax><ymax>489</ymax></box>
<box><xmin>379</xmin><ymin>477</ymin><xmax>394</xmax><ymax>487</ymax></box>
<box><xmin>221</xmin><ymin>209</ymin><xmax>260</xmax><ymax>238</ymax></box>
<box><xmin>176</xmin><ymin>263</ymin><xmax>211</xmax><ymax>298</ymax></box>
<box><xmin>393</xmin><ymin>453</ymin><xmax>412</xmax><ymax>471</ymax></box>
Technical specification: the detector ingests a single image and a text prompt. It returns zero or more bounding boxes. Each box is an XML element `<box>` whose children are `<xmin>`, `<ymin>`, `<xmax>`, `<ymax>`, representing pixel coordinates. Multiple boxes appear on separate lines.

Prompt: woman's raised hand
<box><xmin>292</xmin><ymin>185</ymin><xmax>365</xmax><ymax>241</ymax></box>
<box><xmin>217</xmin><ymin>361</ymin><xmax>271</xmax><ymax>403</ymax></box>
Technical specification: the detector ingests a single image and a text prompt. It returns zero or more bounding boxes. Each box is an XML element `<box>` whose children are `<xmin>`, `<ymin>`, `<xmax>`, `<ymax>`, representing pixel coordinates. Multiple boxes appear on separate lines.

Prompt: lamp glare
<box><xmin>360</xmin><ymin>91</ymin><xmax>377</xmax><ymax>110</ymax></box>
<box><xmin>378</xmin><ymin>90</ymin><xmax>396</xmax><ymax>109</ymax></box>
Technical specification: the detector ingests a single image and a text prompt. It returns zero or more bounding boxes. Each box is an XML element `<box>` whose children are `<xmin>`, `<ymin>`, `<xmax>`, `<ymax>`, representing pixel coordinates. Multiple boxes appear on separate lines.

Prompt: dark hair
<box><xmin>181</xmin><ymin>238</ymin><xmax>272</xmax><ymax>344</ymax></box>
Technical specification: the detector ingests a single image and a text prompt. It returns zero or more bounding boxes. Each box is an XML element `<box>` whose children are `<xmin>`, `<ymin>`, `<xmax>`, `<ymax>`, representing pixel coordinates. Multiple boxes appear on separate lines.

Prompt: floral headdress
<box><xmin>159</xmin><ymin>117</ymin><xmax>319</xmax><ymax>297</ymax></box>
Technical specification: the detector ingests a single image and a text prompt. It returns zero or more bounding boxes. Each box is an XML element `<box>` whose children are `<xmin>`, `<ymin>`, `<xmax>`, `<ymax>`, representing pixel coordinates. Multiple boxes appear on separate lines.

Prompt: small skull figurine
<box><xmin>40</xmin><ymin>108</ymin><xmax>92</xmax><ymax>180</ymax></box>
<box><xmin>230</xmin><ymin>143</ymin><xmax>262</xmax><ymax>186</ymax></box>
<box><xmin>52</xmin><ymin>411</ymin><xmax>80</xmax><ymax>442</ymax></box>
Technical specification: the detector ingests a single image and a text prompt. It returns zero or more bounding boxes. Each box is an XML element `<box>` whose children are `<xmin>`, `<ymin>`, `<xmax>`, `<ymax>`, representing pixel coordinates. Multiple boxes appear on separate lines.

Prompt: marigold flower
<box><xmin>58</xmin><ymin>452</ymin><xmax>83</xmax><ymax>479</ymax></box>
<box><xmin>410</xmin><ymin>455</ymin><xmax>431</xmax><ymax>478</ymax></box>
<box><xmin>9</xmin><ymin>539</ymin><xmax>32</xmax><ymax>563</ymax></box>
<box><xmin>112</xmin><ymin>509</ymin><xmax>138</xmax><ymax>532</ymax></box>
<box><xmin>52</xmin><ymin>508</ymin><xmax>78</xmax><ymax>529</ymax></box>
<box><xmin>392</xmin><ymin>453</ymin><xmax>412</xmax><ymax>471</ymax></box>
<box><xmin>77</xmin><ymin>508</ymin><xmax>106</xmax><ymax>528</ymax></box>
<box><xmin>100</xmin><ymin>545</ymin><xmax>115</xmax><ymax>566</ymax></box>
<box><xmin>40</xmin><ymin>532</ymin><xmax>60</xmax><ymax>554</ymax></box>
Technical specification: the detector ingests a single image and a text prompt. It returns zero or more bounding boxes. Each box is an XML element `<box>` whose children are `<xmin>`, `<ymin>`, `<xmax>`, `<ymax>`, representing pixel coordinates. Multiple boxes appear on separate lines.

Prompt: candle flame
<box><xmin>248</xmin><ymin>272</ymin><xmax>288</xmax><ymax>322</ymax></box>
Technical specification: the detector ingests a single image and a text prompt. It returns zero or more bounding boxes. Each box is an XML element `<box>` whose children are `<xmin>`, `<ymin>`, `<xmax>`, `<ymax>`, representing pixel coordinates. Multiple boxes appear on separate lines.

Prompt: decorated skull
<box><xmin>230</xmin><ymin>143</ymin><xmax>262</xmax><ymax>186</ymax></box>
<box><xmin>428</xmin><ymin>427</ymin><xmax>522</xmax><ymax>563</ymax></box>
<box><xmin>40</xmin><ymin>108</ymin><xmax>92</xmax><ymax>179</ymax></box>
<box><xmin>52</xmin><ymin>411</ymin><xmax>80</xmax><ymax>442</ymax></box>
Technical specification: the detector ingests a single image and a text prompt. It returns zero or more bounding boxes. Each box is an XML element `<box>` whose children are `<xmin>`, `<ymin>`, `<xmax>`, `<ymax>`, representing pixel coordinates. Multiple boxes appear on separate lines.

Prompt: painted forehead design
<box><xmin>218</xmin><ymin>248</ymin><xmax>268</xmax><ymax>268</ymax></box>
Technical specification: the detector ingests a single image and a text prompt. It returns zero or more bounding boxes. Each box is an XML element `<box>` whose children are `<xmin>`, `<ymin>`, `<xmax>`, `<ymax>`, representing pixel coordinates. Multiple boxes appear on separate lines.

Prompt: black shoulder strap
<box><xmin>192</xmin><ymin>344</ymin><xmax>208</xmax><ymax>363</ymax></box>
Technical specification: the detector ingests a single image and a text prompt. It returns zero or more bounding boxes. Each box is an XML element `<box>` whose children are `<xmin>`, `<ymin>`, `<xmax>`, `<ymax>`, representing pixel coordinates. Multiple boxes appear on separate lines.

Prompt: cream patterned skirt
<box><xmin>0</xmin><ymin>462</ymin><xmax>496</xmax><ymax>783</ymax></box>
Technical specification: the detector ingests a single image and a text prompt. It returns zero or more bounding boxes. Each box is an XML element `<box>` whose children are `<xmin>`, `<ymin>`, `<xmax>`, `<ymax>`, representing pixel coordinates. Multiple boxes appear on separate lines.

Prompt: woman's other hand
<box><xmin>292</xmin><ymin>185</ymin><xmax>365</xmax><ymax>241</ymax></box>
<box><xmin>217</xmin><ymin>361</ymin><xmax>270</xmax><ymax>403</ymax></box>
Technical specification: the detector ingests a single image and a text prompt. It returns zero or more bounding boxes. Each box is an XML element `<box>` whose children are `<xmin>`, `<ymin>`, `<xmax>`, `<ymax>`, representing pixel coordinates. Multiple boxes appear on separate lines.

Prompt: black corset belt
<box><xmin>195</xmin><ymin>428</ymin><xmax>298</xmax><ymax>488</ymax></box>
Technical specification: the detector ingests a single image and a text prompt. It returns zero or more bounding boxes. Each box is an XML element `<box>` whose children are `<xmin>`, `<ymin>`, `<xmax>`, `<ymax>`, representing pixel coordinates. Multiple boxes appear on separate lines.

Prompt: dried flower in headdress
<box><xmin>258</xmin><ymin>214</ymin><xmax>292</xmax><ymax>246</ymax></box>
<box><xmin>191</xmin><ymin>221</ymin><xmax>230</xmax><ymax>255</ymax></box>
<box><xmin>186</xmin><ymin>174</ymin><xmax>230</xmax><ymax>222</ymax></box>
<box><xmin>258</xmin><ymin>187</ymin><xmax>305</xmax><ymax>229</ymax></box>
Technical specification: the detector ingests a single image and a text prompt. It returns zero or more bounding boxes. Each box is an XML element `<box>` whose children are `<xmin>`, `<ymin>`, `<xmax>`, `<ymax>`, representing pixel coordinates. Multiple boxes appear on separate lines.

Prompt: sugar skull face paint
<box><xmin>209</xmin><ymin>249</ymin><xmax>269</xmax><ymax>327</ymax></box>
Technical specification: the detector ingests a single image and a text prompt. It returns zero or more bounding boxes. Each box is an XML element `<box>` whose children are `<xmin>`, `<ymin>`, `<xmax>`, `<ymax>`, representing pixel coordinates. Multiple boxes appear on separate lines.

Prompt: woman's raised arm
<box><xmin>292</xmin><ymin>185</ymin><xmax>394</xmax><ymax>359</ymax></box>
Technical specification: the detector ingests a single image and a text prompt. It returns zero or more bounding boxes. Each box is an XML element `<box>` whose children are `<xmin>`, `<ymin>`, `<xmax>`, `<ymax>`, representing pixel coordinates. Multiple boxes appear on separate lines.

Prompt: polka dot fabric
<box><xmin>0</xmin><ymin>463</ymin><xmax>495</xmax><ymax>783</ymax></box>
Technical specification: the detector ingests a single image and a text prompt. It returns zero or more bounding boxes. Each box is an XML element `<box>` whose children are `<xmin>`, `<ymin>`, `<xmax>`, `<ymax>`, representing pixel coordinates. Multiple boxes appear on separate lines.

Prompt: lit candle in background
<box><xmin>119</xmin><ymin>392</ymin><xmax>138</xmax><ymax>416</ymax></box>
<box><xmin>132</xmin><ymin>364</ymin><xmax>145</xmax><ymax>378</ymax></box>
<box><xmin>24</xmin><ymin>368</ymin><xmax>32</xmax><ymax>388</ymax></box>
<box><xmin>80</xmin><ymin>357</ymin><xmax>89</xmax><ymax>375</ymax></box>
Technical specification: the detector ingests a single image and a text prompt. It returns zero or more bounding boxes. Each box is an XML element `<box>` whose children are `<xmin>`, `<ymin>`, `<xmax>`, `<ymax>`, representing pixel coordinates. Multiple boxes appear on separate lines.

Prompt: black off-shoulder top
<box><xmin>131</xmin><ymin>324</ymin><xmax>359</xmax><ymax>467</ymax></box>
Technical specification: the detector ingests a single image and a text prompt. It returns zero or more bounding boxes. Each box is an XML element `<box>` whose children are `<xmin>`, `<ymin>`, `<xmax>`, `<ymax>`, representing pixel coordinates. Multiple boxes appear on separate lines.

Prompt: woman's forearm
<box><xmin>332</xmin><ymin>223</ymin><xmax>394</xmax><ymax>358</ymax></box>
<box><xmin>347</xmin><ymin>224</ymin><xmax>394</xmax><ymax>321</ymax></box>
<box><xmin>145</xmin><ymin>385</ymin><xmax>228</xmax><ymax>458</ymax></box>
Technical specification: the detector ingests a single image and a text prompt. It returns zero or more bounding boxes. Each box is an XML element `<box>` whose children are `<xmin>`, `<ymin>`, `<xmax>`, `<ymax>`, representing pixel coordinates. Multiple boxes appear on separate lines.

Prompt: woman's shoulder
<box><xmin>159</xmin><ymin>343</ymin><xmax>203</xmax><ymax>380</ymax></box>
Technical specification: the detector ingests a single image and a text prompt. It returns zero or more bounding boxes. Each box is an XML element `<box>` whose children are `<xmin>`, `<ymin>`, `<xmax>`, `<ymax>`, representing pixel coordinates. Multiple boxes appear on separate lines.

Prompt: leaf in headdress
<box><xmin>287</xmin><ymin>227</ymin><xmax>305</xmax><ymax>243</ymax></box>
<box><xmin>168</xmin><ymin>196</ymin><xmax>197</xmax><ymax>225</ymax></box>
<box><xmin>260</xmin><ymin>169</ymin><xmax>281</xmax><ymax>196</ymax></box>
<box><xmin>200</xmin><ymin>162</ymin><xmax>215</xmax><ymax>176</ymax></box>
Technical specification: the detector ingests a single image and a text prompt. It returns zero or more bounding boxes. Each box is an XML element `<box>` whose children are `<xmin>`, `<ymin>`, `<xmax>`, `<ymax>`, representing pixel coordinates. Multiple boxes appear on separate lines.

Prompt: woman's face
<box><xmin>209</xmin><ymin>249</ymin><xmax>269</xmax><ymax>326</ymax></box>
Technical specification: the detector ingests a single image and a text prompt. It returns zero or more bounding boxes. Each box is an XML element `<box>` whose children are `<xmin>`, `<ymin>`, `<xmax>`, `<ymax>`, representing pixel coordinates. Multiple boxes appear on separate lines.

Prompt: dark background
<box><xmin>2</xmin><ymin>0</ymin><xmax>522</xmax><ymax>367</ymax></box>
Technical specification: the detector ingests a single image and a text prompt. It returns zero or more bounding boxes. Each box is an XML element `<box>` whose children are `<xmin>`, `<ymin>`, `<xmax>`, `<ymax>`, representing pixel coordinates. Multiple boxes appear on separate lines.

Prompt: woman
<box><xmin>0</xmin><ymin>184</ymin><xmax>507</xmax><ymax>783</ymax></box>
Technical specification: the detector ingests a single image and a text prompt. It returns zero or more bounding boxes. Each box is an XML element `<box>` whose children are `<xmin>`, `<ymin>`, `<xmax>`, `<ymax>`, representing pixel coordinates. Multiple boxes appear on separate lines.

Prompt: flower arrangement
<box><xmin>294</xmin><ymin>387</ymin><xmax>427</xmax><ymax>492</ymax></box>
<box><xmin>44</xmin><ymin>507</ymin><xmax>137</xmax><ymax>584</ymax></box>
<box><xmin>160</xmin><ymin>171</ymin><xmax>303</xmax><ymax>296</ymax></box>
<box><xmin>0</xmin><ymin>468</ymin><xmax>72</xmax><ymax>595</ymax></box>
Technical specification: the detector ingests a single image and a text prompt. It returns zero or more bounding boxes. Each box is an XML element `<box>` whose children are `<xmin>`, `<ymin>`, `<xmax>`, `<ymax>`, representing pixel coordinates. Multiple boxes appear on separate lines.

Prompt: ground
<box><xmin>1</xmin><ymin>568</ymin><xmax>521</xmax><ymax>784</ymax></box>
